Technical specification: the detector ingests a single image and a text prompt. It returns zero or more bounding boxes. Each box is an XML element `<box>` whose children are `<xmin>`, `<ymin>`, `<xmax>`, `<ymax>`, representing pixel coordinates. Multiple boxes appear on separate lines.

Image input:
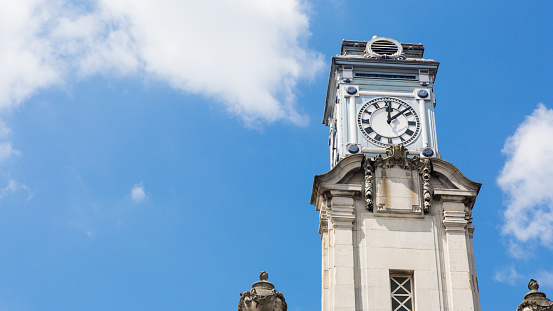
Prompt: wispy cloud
<box><xmin>130</xmin><ymin>183</ymin><xmax>147</xmax><ymax>204</ymax></box>
<box><xmin>497</xmin><ymin>104</ymin><xmax>553</xmax><ymax>254</ymax></box>
<box><xmin>494</xmin><ymin>264</ymin><xmax>524</xmax><ymax>285</ymax></box>
<box><xmin>0</xmin><ymin>142</ymin><xmax>20</xmax><ymax>162</ymax></box>
<box><xmin>0</xmin><ymin>179</ymin><xmax>33</xmax><ymax>200</ymax></box>
<box><xmin>0</xmin><ymin>0</ymin><xmax>324</xmax><ymax>126</ymax></box>
<box><xmin>0</xmin><ymin>121</ymin><xmax>11</xmax><ymax>138</ymax></box>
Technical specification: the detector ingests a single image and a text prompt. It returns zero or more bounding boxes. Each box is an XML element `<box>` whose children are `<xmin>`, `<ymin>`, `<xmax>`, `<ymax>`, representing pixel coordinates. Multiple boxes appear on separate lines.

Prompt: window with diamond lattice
<box><xmin>390</xmin><ymin>275</ymin><xmax>414</xmax><ymax>311</ymax></box>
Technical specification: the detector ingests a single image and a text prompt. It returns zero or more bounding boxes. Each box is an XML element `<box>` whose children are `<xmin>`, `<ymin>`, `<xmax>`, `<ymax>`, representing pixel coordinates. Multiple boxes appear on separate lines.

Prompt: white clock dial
<box><xmin>357</xmin><ymin>97</ymin><xmax>420</xmax><ymax>147</ymax></box>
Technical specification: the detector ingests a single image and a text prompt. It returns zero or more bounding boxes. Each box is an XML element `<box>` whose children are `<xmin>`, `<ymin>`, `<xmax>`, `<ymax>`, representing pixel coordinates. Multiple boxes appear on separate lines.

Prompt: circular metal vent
<box><xmin>366</xmin><ymin>37</ymin><xmax>403</xmax><ymax>58</ymax></box>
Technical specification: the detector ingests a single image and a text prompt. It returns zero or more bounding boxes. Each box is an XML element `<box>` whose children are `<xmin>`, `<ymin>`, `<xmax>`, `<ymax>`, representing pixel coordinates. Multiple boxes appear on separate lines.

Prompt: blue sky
<box><xmin>1</xmin><ymin>0</ymin><xmax>553</xmax><ymax>310</ymax></box>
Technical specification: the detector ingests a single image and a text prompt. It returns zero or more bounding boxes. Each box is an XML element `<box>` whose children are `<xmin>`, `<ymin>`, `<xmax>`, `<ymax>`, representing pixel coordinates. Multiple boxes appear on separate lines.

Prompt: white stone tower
<box><xmin>311</xmin><ymin>37</ymin><xmax>482</xmax><ymax>311</ymax></box>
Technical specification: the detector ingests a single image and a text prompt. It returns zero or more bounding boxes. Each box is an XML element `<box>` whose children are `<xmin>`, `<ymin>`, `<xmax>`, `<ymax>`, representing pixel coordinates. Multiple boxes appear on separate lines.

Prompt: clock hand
<box><xmin>389</xmin><ymin>107</ymin><xmax>410</xmax><ymax>122</ymax></box>
<box><xmin>386</xmin><ymin>104</ymin><xmax>392</xmax><ymax>124</ymax></box>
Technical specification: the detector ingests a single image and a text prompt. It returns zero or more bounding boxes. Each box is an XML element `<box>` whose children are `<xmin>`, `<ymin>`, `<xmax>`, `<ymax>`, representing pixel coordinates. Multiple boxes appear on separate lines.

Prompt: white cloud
<box><xmin>0</xmin><ymin>142</ymin><xmax>20</xmax><ymax>162</ymax></box>
<box><xmin>0</xmin><ymin>1</ymin><xmax>61</xmax><ymax>110</ymax></box>
<box><xmin>0</xmin><ymin>121</ymin><xmax>11</xmax><ymax>138</ymax></box>
<box><xmin>0</xmin><ymin>0</ymin><xmax>324</xmax><ymax>126</ymax></box>
<box><xmin>494</xmin><ymin>264</ymin><xmax>524</xmax><ymax>285</ymax></box>
<box><xmin>497</xmin><ymin>104</ymin><xmax>553</xmax><ymax>252</ymax></box>
<box><xmin>0</xmin><ymin>179</ymin><xmax>33</xmax><ymax>200</ymax></box>
<box><xmin>130</xmin><ymin>183</ymin><xmax>147</xmax><ymax>203</ymax></box>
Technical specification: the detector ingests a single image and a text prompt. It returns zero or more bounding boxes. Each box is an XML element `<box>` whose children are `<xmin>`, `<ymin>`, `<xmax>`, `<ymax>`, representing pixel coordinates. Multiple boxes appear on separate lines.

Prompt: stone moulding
<box><xmin>310</xmin><ymin>154</ymin><xmax>363</xmax><ymax>235</ymax></box>
<box><xmin>310</xmin><ymin>154</ymin><xmax>364</xmax><ymax>209</ymax></box>
<box><xmin>310</xmin><ymin>147</ymin><xmax>481</xmax><ymax>233</ymax></box>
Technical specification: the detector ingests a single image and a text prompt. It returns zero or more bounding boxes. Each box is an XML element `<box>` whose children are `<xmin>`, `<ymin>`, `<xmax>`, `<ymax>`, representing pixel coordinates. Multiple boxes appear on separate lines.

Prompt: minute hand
<box><xmin>389</xmin><ymin>107</ymin><xmax>410</xmax><ymax>122</ymax></box>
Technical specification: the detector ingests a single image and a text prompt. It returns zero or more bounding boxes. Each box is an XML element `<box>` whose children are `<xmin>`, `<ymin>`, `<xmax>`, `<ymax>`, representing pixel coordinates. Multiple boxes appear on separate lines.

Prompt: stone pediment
<box><xmin>310</xmin><ymin>154</ymin><xmax>364</xmax><ymax>210</ymax></box>
<box><xmin>430</xmin><ymin>158</ymin><xmax>481</xmax><ymax>210</ymax></box>
<box><xmin>430</xmin><ymin>158</ymin><xmax>481</xmax><ymax>191</ymax></box>
<box><xmin>311</xmin><ymin>146</ymin><xmax>481</xmax><ymax>214</ymax></box>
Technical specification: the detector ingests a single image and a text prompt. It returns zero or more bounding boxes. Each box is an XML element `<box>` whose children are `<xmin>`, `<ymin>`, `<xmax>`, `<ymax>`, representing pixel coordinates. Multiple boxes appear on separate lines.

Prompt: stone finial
<box><xmin>516</xmin><ymin>279</ymin><xmax>553</xmax><ymax>311</ymax></box>
<box><xmin>260</xmin><ymin>271</ymin><xmax>268</xmax><ymax>281</ymax></box>
<box><xmin>238</xmin><ymin>271</ymin><xmax>287</xmax><ymax>311</ymax></box>
<box><xmin>530</xmin><ymin>279</ymin><xmax>539</xmax><ymax>291</ymax></box>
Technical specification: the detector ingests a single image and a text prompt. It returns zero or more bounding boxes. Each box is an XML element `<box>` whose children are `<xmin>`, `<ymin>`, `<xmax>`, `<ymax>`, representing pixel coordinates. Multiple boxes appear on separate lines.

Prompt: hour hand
<box><xmin>386</xmin><ymin>105</ymin><xmax>392</xmax><ymax>124</ymax></box>
<box><xmin>390</xmin><ymin>107</ymin><xmax>410</xmax><ymax>121</ymax></box>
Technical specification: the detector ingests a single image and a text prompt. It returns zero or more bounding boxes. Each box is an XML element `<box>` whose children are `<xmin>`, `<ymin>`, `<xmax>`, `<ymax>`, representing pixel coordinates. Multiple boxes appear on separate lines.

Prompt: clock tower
<box><xmin>326</xmin><ymin>36</ymin><xmax>439</xmax><ymax>168</ymax></box>
<box><xmin>311</xmin><ymin>37</ymin><xmax>482</xmax><ymax>311</ymax></box>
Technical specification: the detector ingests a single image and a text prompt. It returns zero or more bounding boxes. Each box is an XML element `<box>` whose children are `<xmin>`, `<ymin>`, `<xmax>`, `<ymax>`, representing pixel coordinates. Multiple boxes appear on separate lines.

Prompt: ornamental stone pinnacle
<box><xmin>238</xmin><ymin>271</ymin><xmax>287</xmax><ymax>311</ymax></box>
<box><xmin>516</xmin><ymin>279</ymin><xmax>553</xmax><ymax>311</ymax></box>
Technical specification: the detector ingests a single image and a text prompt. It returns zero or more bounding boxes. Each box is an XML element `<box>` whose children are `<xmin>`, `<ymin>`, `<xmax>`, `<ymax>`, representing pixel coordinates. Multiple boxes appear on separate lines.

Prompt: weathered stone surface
<box><xmin>517</xmin><ymin>280</ymin><xmax>553</xmax><ymax>311</ymax></box>
<box><xmin>311</xmin><ymin>145</ymin><xmax>482</xmax><ymax>311</ymax></box>
<box><xmin>238</xmin><ymin>272</ymin><xmax>287</xmax><ymax>311</ymax></box>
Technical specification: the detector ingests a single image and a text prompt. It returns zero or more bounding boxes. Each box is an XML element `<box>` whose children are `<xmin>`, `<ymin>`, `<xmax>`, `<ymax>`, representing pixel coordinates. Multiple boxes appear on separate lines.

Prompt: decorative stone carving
<box><xmin>362</xmin><ymin>157</ymin><xmax>375</xmax><ymax>211</ymax></box>
<box><xmin>374</xmin><ymin>144</ymin><xmax>414</xmax><ymax>170</ymax></box>
<box><xmin>420</xmin><ymin>158</ymin><xmax>432</xmax><ymax>213</ymax></box>
<box><xmin>364</xmin><ymin>145</ymin><xmax>433</xmax><ymax>215</ymax></box>
<box><xmin>238</xmin><ymin>271</ymin><xmax>287</xmax><ymax>311</ymax></box>
<box><xmin>517</xmin><ymin>279</ymin><xmax>553</xmax><ymax>311</ymax></box>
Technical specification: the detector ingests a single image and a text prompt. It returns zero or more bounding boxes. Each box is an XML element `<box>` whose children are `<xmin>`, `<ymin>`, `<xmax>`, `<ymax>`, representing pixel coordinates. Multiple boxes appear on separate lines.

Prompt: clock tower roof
<box><xmin>323</xmin><ymin>37</ymin><xmax>440</xmax><ymax>126</ymax></box>
<box><xmin>340</xmin><ymin>39</ymin><xmax>426</xmax><ymax>59</ymax></box>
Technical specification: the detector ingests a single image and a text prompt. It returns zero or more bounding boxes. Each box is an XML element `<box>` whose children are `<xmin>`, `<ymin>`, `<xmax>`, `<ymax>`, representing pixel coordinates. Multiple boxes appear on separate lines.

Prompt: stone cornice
<box><xmin>328</xmin><ymin>190</ymin><xmax>356</xmax><ymax>226</ymax></box>
<box><xmin>431</xmin><ymin>158</ymin><xmax>481</xmax><ymax>211</ymax></box>
<box><xmin>431</xmin><ymin>159</ymin><xmax>481</xmax><ymax>194</ymax></box>
<box><xmin>316</xmin><ymin>189</ymin><xmax>358</xmax><ymax>232</ymax></box>
<box><xmin>311</xmin><ymin>154</ymin><xmax>364</xmax><ymax>207</ymax></box>
<box><xmin>434</xmin><ymin>189</ymin><xmax>477</xmax><ymax>201</ymax></box>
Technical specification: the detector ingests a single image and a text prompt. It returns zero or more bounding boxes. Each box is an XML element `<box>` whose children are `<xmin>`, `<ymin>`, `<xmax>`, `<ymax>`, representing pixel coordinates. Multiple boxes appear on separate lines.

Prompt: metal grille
<box><xmin>391</xmin><ymin>275</ymin><xmax>414</xmax><ymax>311</ymax></box>
<box><xmin>371</xmin><ymin>40</ymin><xmax>399</xmax><ymax>55</ymax></box>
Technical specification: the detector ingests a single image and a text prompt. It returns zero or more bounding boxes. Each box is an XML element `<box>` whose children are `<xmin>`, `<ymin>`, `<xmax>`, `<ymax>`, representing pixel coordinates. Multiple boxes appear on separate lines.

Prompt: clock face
<box><xmin>357</xmin><ymin>97</ymin><xmax>420</xmax><ymax>147</ymax></box>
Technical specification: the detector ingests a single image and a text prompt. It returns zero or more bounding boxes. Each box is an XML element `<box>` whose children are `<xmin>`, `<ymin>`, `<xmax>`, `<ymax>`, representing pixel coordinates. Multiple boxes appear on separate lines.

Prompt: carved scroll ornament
<box><xmin>362</xmin><ymin>157</ymin><xmax>375</xmax><ymax>211</ymax></box>
<box><xmin>363</xmin><ymin>145</ymin><xmax>433</xmax><ymax>213</ymax></box>
<box><xmin>419</xmin><ymin>158</ymin><xmax>432</xmax><ymax>213</ymax></box>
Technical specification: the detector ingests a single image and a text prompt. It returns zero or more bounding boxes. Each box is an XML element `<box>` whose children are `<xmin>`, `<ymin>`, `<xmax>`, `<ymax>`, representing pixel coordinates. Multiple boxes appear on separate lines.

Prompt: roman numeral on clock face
<box><xmin>357</xmin><ymin>97</ymin><xmax>420</xmax><ymax>147</ymax></box>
